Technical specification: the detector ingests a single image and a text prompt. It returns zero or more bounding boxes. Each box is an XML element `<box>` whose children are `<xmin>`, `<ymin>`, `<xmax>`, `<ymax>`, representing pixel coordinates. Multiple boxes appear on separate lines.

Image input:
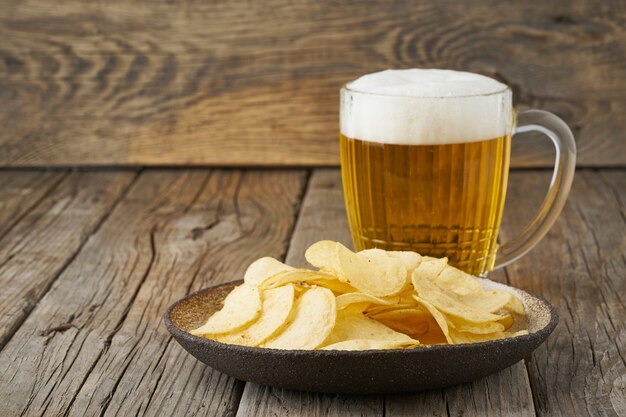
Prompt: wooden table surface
<box><xmin>0</xmin><ymin>167</ymin><xmax>623</xmax><ymax>417</ymax></box>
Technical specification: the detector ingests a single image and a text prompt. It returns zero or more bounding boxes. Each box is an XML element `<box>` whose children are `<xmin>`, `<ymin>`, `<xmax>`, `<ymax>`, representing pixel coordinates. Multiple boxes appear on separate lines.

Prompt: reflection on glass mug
<box><xmin>340</xmin><ymin>69</ymin><xmax>576</xmax><ymax>276</ymax></box>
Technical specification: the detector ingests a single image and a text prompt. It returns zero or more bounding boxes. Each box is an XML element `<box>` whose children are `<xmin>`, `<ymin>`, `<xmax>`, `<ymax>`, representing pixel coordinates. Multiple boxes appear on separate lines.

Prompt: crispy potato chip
<box><xmin>335</xmin><ymin>292</ymin><xmax>395</xmax><ymax>310</ymax></box>
<box><xmin>417</xmin><ymin>315</ymin><xmax>449</xmax><ymax>345</ymax></box>
<box><xmin>370</xmin><ymin>308</ymin><xmax>431</xmax><ymax>338</ymax></box>
<box><xmin>263</xmin><ymin>287</ymin><xmax>336</xmax><ymax>350</ymax></box>
<box><xmin>259</xmin><ymin>269</ymin><xmax>335</xmax><ymax>289</ymax></box>
<box><xmin>341</xmin><ymin>302</ymin><xmax>372</xmax><ymax>314</ymax></box>
<box><xmin>504</xmin><ymin>295</ymin><xmax>526</xmax><ymax>315</ymax></box>
<box><xmin>368</xmin><ymin>308</ymin><xmax>429</xmax><ymax>322</ymax></box>
<box><xmin>338</xmin><ymin>246</ymin><xmax>406</xmax><ymax>297</ymax></box>
<box><xmin>446</xmin><ymin>315</ymin><xmax>506</xmax><ymax>334</ymax></box>
<box><xmin>413</xmin><ymin>295</ymin><xmax>452</xmax><ymax>343</ymax></box>
<box><xmin>305</xmin><ymin>240</ymin><xmax>346</xmax><ymax>280</ymax></box>
<box><xmin>374</xmin><ymin>318</ymin><xmax>429</xmax><ymax>338</ymax></box>
<box><xmin>214</xmin><ymin>285</ymin><xmax>295</xmax><ymax>346</ymax></box>
<box><xmin>323</xmin><ymin>310</ymin><xmax>418</xmax><ymax>347</ymax></box>
<box><xmin>191</xmin><ymin>285</ymin><xmax>261</xmax><ymax>336</ymax></box>
<box><xmin>412</xmin><ymin>272</ymin><xmax>502</xmax><ymax>323</ymax></box>
<box><xmin>454</xmin><ymin>290</ymin><xmax>513</xmax><ymax>313</ymax></box>
<box><xmin>386</xmin><ymin>251</ymin><xmax>422</xmax><ymax>272</ymax></box>
<box><xmin>306</xmin><ymin>278</ymin><xmax>355</xmax><ymax>295</ymax></box>
<box><xmin>449</xmin><ymin>328</ymin><xmax>529</xmax><ymax>344</ymax></box>
<box><xmin>413</xmin><ymin>257</ymin><xmax>448</xmax><ymax>281</ymax></box>
<box><xmin>498</xmin><ymin>314</ymin><xmax>514</xmax><ymax>330</ymax></box>
<box><xmin>244</xmin><ymin>257</ymin><xmax>294</xmax><ymax>287</ymax></box>
<box><xmin>321</xmin><ymin>339</ymin><xmax>418</xmax><ymax>351</ymax></box>
<box><xmin>433</xmin><ymin>266</ymin><xmax>484</xmax><ymax>295</ymax></box>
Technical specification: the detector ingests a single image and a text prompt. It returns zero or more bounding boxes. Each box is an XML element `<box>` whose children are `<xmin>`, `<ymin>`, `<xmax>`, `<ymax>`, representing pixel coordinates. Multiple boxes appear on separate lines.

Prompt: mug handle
<box><xmin>493</xmin><ymin>109</ymin><xmax>577</xmax><ymax>269</ymax></box>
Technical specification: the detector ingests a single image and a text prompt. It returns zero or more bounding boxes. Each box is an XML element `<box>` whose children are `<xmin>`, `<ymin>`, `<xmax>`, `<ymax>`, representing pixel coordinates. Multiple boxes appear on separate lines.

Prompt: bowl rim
<box><xmin>163</xmin><ymin>279</ymin><xmax>558</xmax><ymax>357</ymax></box>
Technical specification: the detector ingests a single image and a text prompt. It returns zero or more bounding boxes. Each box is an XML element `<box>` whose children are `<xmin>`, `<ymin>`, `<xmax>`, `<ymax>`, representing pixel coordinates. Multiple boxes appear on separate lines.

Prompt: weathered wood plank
<box><xmin>237</xmin><ymin>169</ymin><xmax>537</xmax><ymax>417</ymax></box>
<box><xmin>500</xmin><ymin>170</ymin><xmax>626</xmax><ymax>417</ymax></box>
<box><xmin>0</xmin><ymin>169</ymin><xmax>307</xmax><ymax>417</ymax></box>
<box><xmin>0</xmin><ymin>170</ymin><xmax>66</xmax><ymax>238</ymax></box>
<box><xmin>0</xmin><ymin>171</ymin><xmax>136</xmax><ymax>350</ymax></box>
<box><xmin>0</xmin><ymin>0</ymin><xmax>624</xmax><ymax>167</ymax></box>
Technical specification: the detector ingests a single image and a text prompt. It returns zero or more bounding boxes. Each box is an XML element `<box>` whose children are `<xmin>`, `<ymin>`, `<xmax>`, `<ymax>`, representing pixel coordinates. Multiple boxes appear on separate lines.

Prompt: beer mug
<box><xmin>340</xmin><ymin>69</ymin><xmax>576</xmax><ymax>276</ymax></box>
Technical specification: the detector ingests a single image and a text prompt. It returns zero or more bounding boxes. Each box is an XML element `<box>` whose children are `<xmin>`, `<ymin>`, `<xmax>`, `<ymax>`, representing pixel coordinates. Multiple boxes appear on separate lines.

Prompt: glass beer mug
<box><xmin>340</xmin><ymin>69</ymin><xmax>576</xmax><ymax>276</ymax></box>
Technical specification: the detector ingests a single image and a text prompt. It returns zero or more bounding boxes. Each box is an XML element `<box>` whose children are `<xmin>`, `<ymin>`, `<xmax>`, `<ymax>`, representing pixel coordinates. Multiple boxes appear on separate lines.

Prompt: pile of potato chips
<box><xmin>190</xmin><ymin>240</ymin><xmax>528</xmax><ymax>350</ymax></box>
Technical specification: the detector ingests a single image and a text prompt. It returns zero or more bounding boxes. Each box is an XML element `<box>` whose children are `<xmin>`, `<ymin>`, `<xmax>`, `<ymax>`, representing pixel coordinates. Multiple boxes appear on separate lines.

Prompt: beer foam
<box><xmin>341</xmin><ymin>69</ymin><xmax>512</xmax><ymax>144</ymax></box>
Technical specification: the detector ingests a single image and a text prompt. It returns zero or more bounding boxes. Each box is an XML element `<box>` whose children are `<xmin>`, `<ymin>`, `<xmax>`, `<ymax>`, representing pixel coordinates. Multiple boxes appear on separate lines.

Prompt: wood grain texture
<box><xmin>500</xmin><ymin>170</ymin><xmax>626</xmax><ymax>417</ymax></box>
<box><xmin>0</xmin><ymin>169</ymin><xmax>307</xmax><ymax>417</ymax></box>
<box><xmin>0</xmin><ymin>171</ymin><xmax>136</xmax><ymax>350</ymax></box>
<box><xmin>0</xmin><ymin>0</ymin><xmax>624</xmax><ymax>167</ymax></box>
<box><xmin>0</xmin><ymin>170</ymin><xmax>66</xmax><ymax>238</ymax></box>
<box><xmin>238</xmin><ymin>169</ymin><xmax>537</xmax><ymax>417</ymax></box>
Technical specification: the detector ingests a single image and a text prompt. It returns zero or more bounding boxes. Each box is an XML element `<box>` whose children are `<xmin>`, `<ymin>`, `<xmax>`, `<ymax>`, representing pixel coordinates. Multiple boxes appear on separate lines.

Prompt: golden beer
<box><xmin>340</xmin><ymin>69</ymin><xmax>515</xmax><ymax>275</ymax></box>
<box><xmin>340</xmin><ymin>134</ymin><xmax>511</xmax><ymax>275</ymax></box>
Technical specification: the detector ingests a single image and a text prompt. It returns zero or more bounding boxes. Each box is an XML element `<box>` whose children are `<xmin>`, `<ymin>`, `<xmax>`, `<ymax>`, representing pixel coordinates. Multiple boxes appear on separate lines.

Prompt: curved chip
<box><xmin>386</xmin><ymin>251</ymin><xmax>422</xmax><ymax>272</ymax></box>
<box><xmin>434</xmin><ymin>266</ymin><xmax>484</xmax><ymax>295</ymax></box>
<box><xmin>413</xmin><ymin>257</ymin><xmax>448</xmax><ymax>282</ymax></box>
<box><xmin>304</xmin><ymin>240</ymin><xmax>346</xmax><ymax>280</ymax></box>
<box><xmin>323</xmin><ymin>310</ymin><xmax>418</xmax><ymax>347</ymax></box>
<box><xmin>339</xmin><ymin>246</ymin><xmax>406</xmax><ymax>297</ymax></box>
<box><xmin>413</xmin><ymin>295</ymin><xmax>452</xmax><ymax>343</ymax></box>
<box><xmin>335</xmin><ymin>292</ymin><xmax>395</xmax><ymax>310</ymax></box>
<box><xmin>453</xmin><ymin>289</ymin><xmax>513</xmax><ymax>313</ymax></box>
<box><xmin>321</xmin><ymin>339</ymin><xmax>418</xmax><ymax>351</ymax></box>
<box><xmin>446</xmin><ymin>315</ymin><xmax>506</xmax><ymax>334</ymax></box>
<box><xmin>449</xmin><ymin>329</ymin><xmax>529</xmax><ymax>344</ymax></box>
<box><xmin>262</xmin><ymin>287</ymin><xmax>336</xmax><ymax>350</ymax></box>
<box><xmin>244</xmin><ymin>257</ymin><xmax>294</xmax><ymax>287</ymax></box>
<box><xmin>214</xmin><ymin>285</ymin><xmax>295</xmax><ymax>346</ymax></box>
<box><xmin>190</xmin><ymin>284</ymin><xmax>261</xmax><ymax>336</ymax></box>
<box><xmin>260</xmin><ymin>269</ymin><xmax>336</xmax><ymax>289</ymax></box>
<box><xmin>307</xmin><ymin>278</ymin><xmax>356</xmax><ymax>295</ymax></box>
<box><xmin>412</xmin><ymin>271</ymin><xmax>502</xmax><ymax>323</ymax></box>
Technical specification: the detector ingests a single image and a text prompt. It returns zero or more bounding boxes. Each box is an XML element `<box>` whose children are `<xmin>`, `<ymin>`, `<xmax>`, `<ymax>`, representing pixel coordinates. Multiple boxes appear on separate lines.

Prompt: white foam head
<box><xmin>340</xmin><ymin>69</ymin><xmax>512</xmax><ymax>145</ymax></box>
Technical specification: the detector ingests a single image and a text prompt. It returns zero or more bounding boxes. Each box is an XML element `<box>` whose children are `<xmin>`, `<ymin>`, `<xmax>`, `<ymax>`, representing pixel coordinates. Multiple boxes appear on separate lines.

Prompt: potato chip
<box><xmin>321</xmin><ymin>339</ymin><xmax>418</xmax><ymax>351</ymax></box>
<box><xmin>322</xmin><ymin>310</ymin><xmax>418</xmax><ymax>347</ymax></box>
<box><xmin>413</xmin><ymin>256</ymin><xmax>448</xmax><ymax>281</ymax></box>
<box><xmin>335</xmin><ymin>292</ymin><xmax>395</xmax><ymax>310</ymax></box>
<box><xmin>412</xmin><ymin>272</ymin><xmax>502</xmax><ymax>323</ymax></box>
<box><xmin>449</xmin><ymin>328</ymin><xmax>529</xmax><ymax>344</ymax></box>
<box><xmin>263</xmin><ymin>286</ymin><xmax>336</xmax><ymax>350</ymax></box>
<box><xmin>446</xmin><ymin>315</ymin><xmax>506</xmax><ymax>334</ymax></box>
<box><xmin>504</xmin><ymin>295</ymin><xmax>526</xmax><ymax>315</ymax></box>
<box><xmin>498</xmin><ymin>314</ymin><xmax>514</xmax><ymax>330</ymax></box>
<box><xmin>191</xmin><ymin>284</ymin><xmax>261</xmax><ymax>336</ymax></box>
<box><xmin>433</xmin><ymin>266</ymin><xmax>483</xmax><ymax>294</ymax></box>
<box><xmin>386</xmin><ymin>251</ymin><xmax>422</xmax><ymax>272</ymax></box>
<box><xmin>374</xmin><ymin>319</ymin><xmax>429</xmax><ymax>338</ymax></box>
<box><xmin>307</xmin><ymin>278</ymin><xmax>355</xmax><ymax>295</ymax></box>
<box><xmin>370</xmin><ymin>309</ymin><xmax>431</xmax><ymax>338</ymax></box>
<box><xmin>213</xmin><ymin>285</ymin><xmax>295</xmax><ymax>346</ymax></box>
<box><xmin>244</xmin><ymin>257</ymin><xmax>294</xmax><ymax>287</ymax></box>
<box><xmin>338</xmin><ymin>246</ymin><xmax>406</xmax><ymax>297</ymax></box>
<box><xmin>260</xmin><ymin>269</ymin><xmax>336</xmax><ymax>289</ymax></box>
<box><xmin>304</xmin><ymin>240</ymin><xmax>346</xmax><ymax>280</ymax></box>
<box><xmin>368</xmin><ymin>308</ymin><xmax>429</xmax><ymax>322</ymax></box>
<box><xmin>454</xmin><ymin>290</ymin><xmax>513</xmax><ymax>313</ymax></box>
<box><xmin>413</xmin><ymin>295</ymin><xmax>452</xmax><ymax>343</ymax></box>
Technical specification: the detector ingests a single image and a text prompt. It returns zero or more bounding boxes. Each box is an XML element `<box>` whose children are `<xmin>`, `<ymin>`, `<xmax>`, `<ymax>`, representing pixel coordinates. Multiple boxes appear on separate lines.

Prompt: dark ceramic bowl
<box><xmin>164</xmin><ymin>278</ymin><xmax>557</xmax><ymax>394</ymax></box>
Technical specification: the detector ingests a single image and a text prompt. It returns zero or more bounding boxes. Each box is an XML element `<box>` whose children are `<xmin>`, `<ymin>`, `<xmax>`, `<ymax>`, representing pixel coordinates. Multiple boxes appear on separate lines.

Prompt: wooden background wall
<box><xmin>0</xmin><ymin>0</ymin><xmax>624</xmax><ymax>167</ymax></box>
